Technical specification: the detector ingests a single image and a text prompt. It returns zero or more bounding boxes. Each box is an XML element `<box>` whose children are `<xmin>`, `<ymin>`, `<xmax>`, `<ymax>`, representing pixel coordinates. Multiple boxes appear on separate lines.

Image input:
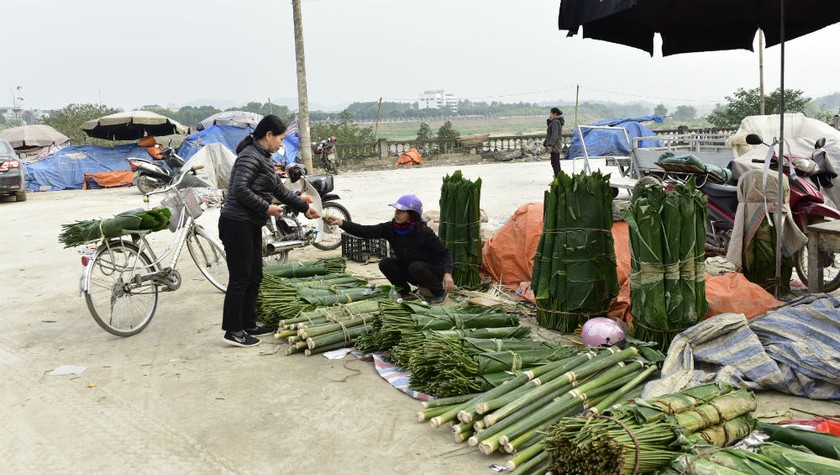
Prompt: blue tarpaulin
<box><xmin>22</xmin><ymin>144</ymin><xmax>144</xmax><ymax>191</ymax></box>
<box><xmin>565</xmin><ymin>115</ymin><xmax>665</xmax><ymax>160</ymax></box>
<box><xmin>177</xmin><ymin>124</ymin><xmax>300</xmax><ymax>165</ymax></box>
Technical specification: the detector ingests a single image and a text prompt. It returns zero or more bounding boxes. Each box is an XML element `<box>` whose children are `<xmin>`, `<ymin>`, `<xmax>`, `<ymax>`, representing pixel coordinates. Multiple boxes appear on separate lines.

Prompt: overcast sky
<box><xmin>4</xmin><ymin>0</ymin><xmax>840</xmax><ymax>113</ymax></box>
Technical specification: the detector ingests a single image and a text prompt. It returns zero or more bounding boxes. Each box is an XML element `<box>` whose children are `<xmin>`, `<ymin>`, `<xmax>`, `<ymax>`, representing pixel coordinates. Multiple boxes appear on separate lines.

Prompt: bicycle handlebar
<box><xmin>143</xmin><ymin>153</ymin><xmax>204</xmax><ymax>198</ymax></box>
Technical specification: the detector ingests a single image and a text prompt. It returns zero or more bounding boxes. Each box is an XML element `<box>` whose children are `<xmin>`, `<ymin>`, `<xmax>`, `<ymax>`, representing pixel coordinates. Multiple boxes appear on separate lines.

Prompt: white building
<box><xmin>418</xmin><ymin>90</ymin><xmax>458</xmax><ymax>112</ymax></box>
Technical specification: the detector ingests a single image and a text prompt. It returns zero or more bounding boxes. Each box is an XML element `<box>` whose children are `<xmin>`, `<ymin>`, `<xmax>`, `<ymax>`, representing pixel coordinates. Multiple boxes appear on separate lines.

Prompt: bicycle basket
<box><xmin>161</xmin><ymin>188</ymin><xmax>204</xmax><ymax>231</ymax></box>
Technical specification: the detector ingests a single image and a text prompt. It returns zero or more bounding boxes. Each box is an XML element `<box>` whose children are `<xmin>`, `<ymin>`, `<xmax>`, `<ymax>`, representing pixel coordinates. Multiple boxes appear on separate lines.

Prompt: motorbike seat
<box><xmin>702</xmin><ymin>182</ymin><xmax>739</xmax><ymax>216</ymax></box>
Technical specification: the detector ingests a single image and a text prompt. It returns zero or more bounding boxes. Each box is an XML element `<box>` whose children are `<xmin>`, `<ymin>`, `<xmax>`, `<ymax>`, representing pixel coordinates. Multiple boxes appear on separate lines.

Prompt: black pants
<box><xmin>219</xmin><ymin>216</ymin><xmax>263</xmax><ymax>332</ymax></box>
<box><xmin>550</xmin><ymin>151</ymin><xmax>562</xmax><ymax>177</ymax></box>
<box><xmin>379</xmin><ymin>258</ymin><xmax>444</xmax><ymax>296</ymax></box>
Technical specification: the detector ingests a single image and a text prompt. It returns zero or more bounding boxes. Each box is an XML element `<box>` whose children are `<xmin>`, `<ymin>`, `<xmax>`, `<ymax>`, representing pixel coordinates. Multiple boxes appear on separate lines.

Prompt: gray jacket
<box><xmin>220</xmin><ymin>140</ymin><xmax>310</xmax><ymax>225</ymax></box>
<box><xmin>545</xmin><ymin>116</ymin><xmax>565</xmax><ymax>150</ymax></box>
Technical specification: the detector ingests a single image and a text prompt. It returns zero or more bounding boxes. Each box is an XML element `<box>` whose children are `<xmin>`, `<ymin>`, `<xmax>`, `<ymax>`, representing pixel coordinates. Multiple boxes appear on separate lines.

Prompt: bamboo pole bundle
<box><xmin>531</xmin><ymin>171</ymin><xmax>618</xmax><ymax>332</ymax></box>
<box><xmin>438</xmin><ymin>170</ymin><xmax>483</xmax><ymax>288</ymax></box>
<box><xmin>543</xmin><ymin>385</ymin><xmax>757</xmax><ymax>475</ymax></box>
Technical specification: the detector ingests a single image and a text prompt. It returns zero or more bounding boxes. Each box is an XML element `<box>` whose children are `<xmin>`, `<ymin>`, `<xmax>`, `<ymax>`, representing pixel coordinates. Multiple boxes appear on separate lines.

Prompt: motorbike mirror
<box><xmin>745</xmin><ymin>134</ymin><xmax>764</xmax><ymax>146</ymax></box>
<box><xmin>815</xmin><ymin>137</ymin><xmax>826</xmax><ymax>149</ymax></box>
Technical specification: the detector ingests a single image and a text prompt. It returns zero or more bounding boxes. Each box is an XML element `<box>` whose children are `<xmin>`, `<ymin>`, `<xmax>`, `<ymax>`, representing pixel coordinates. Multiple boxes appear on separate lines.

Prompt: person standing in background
<box><xmin>544</xmin><ymin>107</ymin><xmax>565</xmax><ymax>177</ymax></box>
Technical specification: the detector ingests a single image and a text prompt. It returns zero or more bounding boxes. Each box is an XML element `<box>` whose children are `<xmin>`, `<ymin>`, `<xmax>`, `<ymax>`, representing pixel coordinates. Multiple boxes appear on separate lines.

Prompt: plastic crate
<box><xmin>341</xmin><ymin>233</ymin><xmax>392</xmax><ymax>263</ymax></box>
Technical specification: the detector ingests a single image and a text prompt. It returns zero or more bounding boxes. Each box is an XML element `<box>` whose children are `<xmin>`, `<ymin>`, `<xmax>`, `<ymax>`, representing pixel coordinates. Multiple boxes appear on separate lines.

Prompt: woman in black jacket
<box><xmin>324</xmin><ymin>194</ymin><xmax>454</xmax><ymax>304</ymax></box>
<box><xmin>219</xmin><ymin>115</ymin><xmax>319</xmax><ymax>347</ymax></box>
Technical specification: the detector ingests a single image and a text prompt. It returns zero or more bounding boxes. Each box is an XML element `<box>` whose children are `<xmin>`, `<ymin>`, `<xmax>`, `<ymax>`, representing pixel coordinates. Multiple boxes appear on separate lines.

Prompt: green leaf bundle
<box><xmin>439</xmin><ymin>170</ymin><xmax>483</xmax><ymax>288</ymax></box>
<box><xmin>626</xmin><ymin>178</ymin><xmax>708</xmax><ymax>351</ymax></box>
<box><xmin>58</xmin><ymin>207</ymin><xmax>172</xmax><ymax>248</ymax></box>
<box><xmin>531</xmin><ymin>170</ymin><xmax>618</xmax><ymax>332</ymax></box>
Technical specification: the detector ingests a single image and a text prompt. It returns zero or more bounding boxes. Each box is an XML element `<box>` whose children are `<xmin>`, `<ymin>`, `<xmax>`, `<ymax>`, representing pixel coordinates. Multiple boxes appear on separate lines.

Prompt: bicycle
<box><xmin>79</xmin><ymin>164</ymin><xmax>229</xmax><ymax>337</ymax></box>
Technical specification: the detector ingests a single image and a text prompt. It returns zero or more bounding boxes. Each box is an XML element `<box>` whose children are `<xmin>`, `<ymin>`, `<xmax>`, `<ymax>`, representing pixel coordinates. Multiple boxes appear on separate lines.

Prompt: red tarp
<box><xmin>481</xmin><ymin>202</ymin><xmax>781</xmax><ymax>322</ymax></box>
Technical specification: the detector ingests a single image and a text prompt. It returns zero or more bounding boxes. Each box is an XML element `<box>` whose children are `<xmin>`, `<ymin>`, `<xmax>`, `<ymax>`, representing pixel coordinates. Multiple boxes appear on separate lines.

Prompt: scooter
<box><xmin>314</xmin><ymin>136</ymin><xmax>340</xmax><ymax>174</ymax></box>
<box><xmin>262</xmin><ymin>163</ymin><xmax>351</xmax><ymax>265</ymax></box>
<box><xmin>699</xmin><ymin>134</ymin><xmax>840</xmax><ymax>291</ymax></box>
<box><xmin>127</xmin><ymin>146</ymin><xmax>208</xmax><ymax>194</ymax></box>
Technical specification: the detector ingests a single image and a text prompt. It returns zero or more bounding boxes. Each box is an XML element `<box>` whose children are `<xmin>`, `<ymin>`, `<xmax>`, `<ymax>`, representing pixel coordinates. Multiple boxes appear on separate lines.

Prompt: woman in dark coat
<box><xmin>324</xmin><ymin>194</ymin><xmax>454</xmax><ymax>304</ymax></box>
<box><xmin>219</xmin><ymin>115</ymin><xmax>319</xmax><ymax>347</ymax></box>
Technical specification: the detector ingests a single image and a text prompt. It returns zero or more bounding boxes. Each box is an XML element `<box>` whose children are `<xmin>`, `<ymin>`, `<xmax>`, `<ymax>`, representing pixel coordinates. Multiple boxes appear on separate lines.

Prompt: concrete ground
<box><xmin>1</xmin><ymin>157</ymin><xmax>837</xmax><ymax>474</ymax></box>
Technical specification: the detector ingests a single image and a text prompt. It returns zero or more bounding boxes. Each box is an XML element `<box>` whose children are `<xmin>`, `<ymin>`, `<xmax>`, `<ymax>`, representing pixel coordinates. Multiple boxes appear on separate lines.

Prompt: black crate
<box><xmin>341</xmin><ymin>233</ymin><xmax>392</xmax><ymax>263</ymax></box>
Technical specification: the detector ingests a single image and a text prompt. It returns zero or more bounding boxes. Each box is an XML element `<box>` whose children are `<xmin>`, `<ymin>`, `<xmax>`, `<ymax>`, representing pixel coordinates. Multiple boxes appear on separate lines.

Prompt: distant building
<box><xmin>418</xmin><ymin>90</ymin><xmax>458</xmax><ymax>113</ymax></box>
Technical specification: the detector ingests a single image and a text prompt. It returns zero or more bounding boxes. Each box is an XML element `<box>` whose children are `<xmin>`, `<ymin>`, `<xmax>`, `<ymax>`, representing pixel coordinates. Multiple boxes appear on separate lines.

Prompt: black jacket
<box><xmin>340</xmin><ymin>220</ymin><xmax>454</xmax><ymax>274</ymax></box>
<box><xmin>221</xmin><ymin>140</ymin><xmax>310</xmax><ymax>225</ymax></box>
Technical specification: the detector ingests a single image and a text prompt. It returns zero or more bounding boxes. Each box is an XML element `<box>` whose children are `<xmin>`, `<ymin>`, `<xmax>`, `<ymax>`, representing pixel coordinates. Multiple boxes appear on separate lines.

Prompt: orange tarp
<box><xmin>83</xmin><ymin>171</ymin><xmax>133</xmax><ymax>189</ymax></box>
<box><xmin>394</xmin><ymin>148</ymin><xmax>423</xmax><ymax>167</ymax></box>
<box><xmin>481</xmin><ymin>202</ymin><xmax>781</xmax><ymax>323</ymax></box>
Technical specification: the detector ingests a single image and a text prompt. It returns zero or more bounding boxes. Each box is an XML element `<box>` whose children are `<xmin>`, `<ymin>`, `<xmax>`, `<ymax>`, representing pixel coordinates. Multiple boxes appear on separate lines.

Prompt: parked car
<box><xmin>0</xmin><ymin>139</ymin><xmax>26</xmax><ymax>201</ymax></box>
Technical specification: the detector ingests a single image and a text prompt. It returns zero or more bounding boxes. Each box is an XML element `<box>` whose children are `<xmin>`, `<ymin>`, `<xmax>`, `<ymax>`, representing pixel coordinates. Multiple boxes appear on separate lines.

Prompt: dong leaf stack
<box><xmin>439</xmin><ymin>170</ymin><xmax>483</xmax><ymax>288</ymax></box>
<box><xmin>531</xmin><ymin>170</ymin><xmax>618</xmax><ymax>332</ymax></box>
<box><xmin>626</xmin><ymin>178</ymin><xmax>708</xmax><ymax>351</ymax></box>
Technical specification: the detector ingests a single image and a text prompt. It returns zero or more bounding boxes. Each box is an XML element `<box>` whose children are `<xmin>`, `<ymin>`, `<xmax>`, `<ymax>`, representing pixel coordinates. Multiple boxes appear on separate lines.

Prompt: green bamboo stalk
<box><xmin>305</xmin><ymin>325</ymin><xmax>369</xmax><ymax>349</ymax></box>
<box><xmin>509</xmin><ymin>450</ymin><xmax>548</xmax><ymax>475</ymax></box>
<box><xmin>506</xmin><ymin>441</ymin><xmax>544</xmax><ymax>470</ymax></box>
<box><xmin>421</xmin><ymin>392</ymin><xmax>484</xmax><ymax>409</ymax></box>
<box><xmin>586</xmin><ymin>364</ymin><xmax>658</xmax><ymax>415</ymax></box>
<box><xmin>303</xmin><ymin>341</ymin><xmax>353</xmax><ymax>356</ymax></box>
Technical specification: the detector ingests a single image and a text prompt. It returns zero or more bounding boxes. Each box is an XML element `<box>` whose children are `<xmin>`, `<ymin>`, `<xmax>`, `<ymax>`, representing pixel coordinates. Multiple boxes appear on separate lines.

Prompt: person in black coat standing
<box><xmin>323</xmin><ymin>194</ymin><xmax>454</xmax><ymax>304</ymax></box>
<box><xmin>544</xmin><ymin>107</ymin><xmax>565</xmax><ymax>177</ymax></box>
<box><xmin>219</xmin><ymin>115</ymin><xmax>320</xmax><ymax>347</ymax></box>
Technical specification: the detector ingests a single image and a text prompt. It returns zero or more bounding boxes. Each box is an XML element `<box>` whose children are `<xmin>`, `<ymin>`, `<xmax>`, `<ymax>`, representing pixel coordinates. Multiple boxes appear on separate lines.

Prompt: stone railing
<box><xmin>331</xmin><ymin>126</ymin><xmax>739</xmax><ymax>162</ymax></box>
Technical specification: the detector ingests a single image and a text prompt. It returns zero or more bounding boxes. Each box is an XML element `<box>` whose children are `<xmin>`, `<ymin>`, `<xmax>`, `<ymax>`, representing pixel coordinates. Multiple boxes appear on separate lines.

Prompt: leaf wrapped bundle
<box><xmin>58</xmin><ymin>207</ymin><xmax>172</xmax><ymax>247</ymax></box>
<box><xmin>627</xmin><ymin>179</ymin><xmax>707</xmax><ymax>351</ymax></box>
<box><xmin>263</xmin><ymin>257</ymin><xmax>346</xmax><ymax>278</ymax></box>
<box><xmin>684</xmin><ymin>414</ymin><xmax>756</xmax><ymax>447</ymax></box>
<box><xmin>758</xmin><ymin>441</ymin><xmax>840</xmax><ymax>474</ymax></box>
<box><xmin>532</xmin><ymin>171</ymin><xmax>618</xmax><ymax>332</ymax></box>
<box><xmin>256</xmin><ymin>271</ymin><xmax>369</xmax><ymax>326</ymax></box>
<box><xmin>670</xmin><ymin>451</ymin><xmax>791</xmax><ymax>475</ymax></box>
<box><xmin>744</xmin><ymin>222</ymin><xmax>793</xmax><ymax>293</ymax></box>
<box><xmin>759</xmin><ymin>422</ymin><xmax>840</xmax><ymax>460</ymax></box>
<box><xmin>439</xmin><ymin>170</ymin><xmax>483</xmax><ymax>288</ymax></box>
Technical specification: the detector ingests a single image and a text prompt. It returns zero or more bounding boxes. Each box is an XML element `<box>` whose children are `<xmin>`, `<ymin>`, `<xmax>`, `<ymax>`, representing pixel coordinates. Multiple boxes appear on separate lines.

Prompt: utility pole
<box><xmin>758</xmin><ymin>30</ymin><xmax>766</xmax><ymax>115</ymax></box>
<box><xmin>292</xmin><ymin>0</ymin><xmax>313</xmax><ymax>170</ymax></box>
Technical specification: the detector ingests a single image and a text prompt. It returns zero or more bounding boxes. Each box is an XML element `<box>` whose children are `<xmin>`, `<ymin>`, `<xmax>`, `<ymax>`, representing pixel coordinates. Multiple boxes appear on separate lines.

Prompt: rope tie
<box><xmin>509</xmin><ymin>351</ymin><xmax>522</xmax><ymax>372</ymax></box>
<box><xmin>542</xmin><ymin>227</ymin><xmax>612</xmax><ymax>234</ymax></box>
<box><xmin>597</xmin><ymin>415</ymin><xmax>642</xmax><ymax>475</ymax></box>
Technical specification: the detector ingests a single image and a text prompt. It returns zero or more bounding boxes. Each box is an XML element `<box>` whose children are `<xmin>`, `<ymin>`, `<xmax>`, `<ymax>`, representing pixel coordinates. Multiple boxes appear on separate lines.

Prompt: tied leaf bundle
<box><xmin>626</xmin><ymin>178</ymin><xmax>708</xmax><ymax>351</ymax></box>
<box><xmin>543</xmin><ymin>383</ymin><xmax>757</xmax><ymax>475</ymax></box>
<box><xmin>407</xmin><ymin>336</ymin><xmax>574</xmax><ymax>397</ymax></box>
<box><xmin>531</xmin><ymin>170</ymin><xmax>618</xmax><ymax>332</ymax></box>
<box><xmin>278</xmin><ymin>300</ymin><xmax>385</xmax><ymax>356</ymax></box>
<box><xmin>439</xmin><ymin>170</ymin><xmax>483</xmax><ymax>288</ymax></box>
<box><xmin>263</xmin><ymin>257</ymin><xmax>346</xmax><ymax>278</ymax></box>
<box><xmin>744</xmin><ymin>222</ymin><xmax>794</xmax><ymax>294</ymax></box>
<box><xmin>58</xmin><ymin>207</ymin><xmax>172</xmax><ymax>248</ymax></box>
<box><xmin>256</xmin><ymin>271</ymin><xmax>370</xmax><ymax>326</ymax></box>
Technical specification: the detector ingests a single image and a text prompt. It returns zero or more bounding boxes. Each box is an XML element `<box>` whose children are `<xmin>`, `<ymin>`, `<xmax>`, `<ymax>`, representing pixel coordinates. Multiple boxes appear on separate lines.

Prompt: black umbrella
<box><xmin>559</xmin><ymin>0</ymin><xmax>840</xmax><ymax>296</ymax></box>
<box><xmin>559</xmin><ymin>0</ymin><xmax>840</xmax><ymax>57</ymax></box>
<box><xmin>81</xmin><ymin>111</ymin><xmax>190</xmax><ymax>141</ymax></box>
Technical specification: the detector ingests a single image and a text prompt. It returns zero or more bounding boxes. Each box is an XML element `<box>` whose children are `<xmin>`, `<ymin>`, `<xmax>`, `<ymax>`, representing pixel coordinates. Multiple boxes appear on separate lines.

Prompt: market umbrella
<box><xmin>0</xmin><ymin>124</ymin><xmax>70</xmax><ymax>149</ymax></box>
<box><xmin>196</xmin><ymin>111</ymin><xmax>263</xmax><ymax>131</ymax></box>
<box><xmin>81</xmin><ymin>110</ymin><xmax>190</xmax><ymax>140</ymax></box>
<box><xmin>559</xmin><ymin>0</ymin><xmax>840</xmax><ymax>296</ymax></box>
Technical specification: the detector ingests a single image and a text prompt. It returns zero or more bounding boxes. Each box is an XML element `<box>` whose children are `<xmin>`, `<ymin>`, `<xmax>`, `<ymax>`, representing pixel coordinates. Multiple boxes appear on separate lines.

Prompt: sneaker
<box><xmin>416</xmin><ymin>286</ymin><xmax>435</xmax><ymax>299</ymax></box>
<box><xmin>245</xmin><ymin>325</ymin><xmax>275</xmax><ymax>336</ymax></box>
<box><xmin>400</xmin><ymin>293</ymin><xmax>419</xmax><ymax>302</ymax></box>
<box><xmin>223</xmin><ymin>331</ymin><xmax>261</xmax><ymax>347</ymax></box>
<box><xmin>428</xmin><ymin>293</ymin><xmax>448</xmax><ymax>305</ymax></box>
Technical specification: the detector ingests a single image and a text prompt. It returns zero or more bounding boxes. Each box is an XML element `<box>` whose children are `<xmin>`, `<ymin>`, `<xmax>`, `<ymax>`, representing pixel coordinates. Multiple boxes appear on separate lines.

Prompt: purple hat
<box><xmin>389</xmin><ymin>194</ymin><xmax>423</xmax><ymax>215</ymax></box>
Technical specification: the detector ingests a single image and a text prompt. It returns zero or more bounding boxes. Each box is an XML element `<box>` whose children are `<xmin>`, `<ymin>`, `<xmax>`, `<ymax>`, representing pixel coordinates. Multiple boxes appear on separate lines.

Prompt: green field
<box><xmin>368</xmin><ymin>115</ymin><xmax>713</xmax><ymax>141</ymax></box>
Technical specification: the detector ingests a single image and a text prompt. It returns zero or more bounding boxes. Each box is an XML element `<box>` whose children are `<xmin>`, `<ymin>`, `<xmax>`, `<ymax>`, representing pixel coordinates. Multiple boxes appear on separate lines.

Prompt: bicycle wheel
<box><xmin>84</xmin><ymin>241</ymin><xmax>158</xmax><ymax>337</ymax></box>
<box><xmin>313</xmin><ymin>202</ymin><xmax>351</xmax><ymax>251</ymax></box>
<box><xmin>794</xmin><ymin>221</ymin><xmax>840</xmax><ymax>292</ymax></box>
<box><xmin>187</xmin><ymin>226</ymin><xmax>229</xmax><ymax>293</ymax></box>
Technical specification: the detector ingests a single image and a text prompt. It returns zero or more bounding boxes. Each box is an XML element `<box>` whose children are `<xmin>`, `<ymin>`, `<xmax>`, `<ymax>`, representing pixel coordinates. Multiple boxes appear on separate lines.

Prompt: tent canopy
<box><xmin>565</xmin><ymin>115</ymin><xmax>664</xmax><ymax>160</ymax></box>
<box><xmin>22</xmin><ymin>144</ymin><xmax>142</xmax><ymax>191</ymax></box>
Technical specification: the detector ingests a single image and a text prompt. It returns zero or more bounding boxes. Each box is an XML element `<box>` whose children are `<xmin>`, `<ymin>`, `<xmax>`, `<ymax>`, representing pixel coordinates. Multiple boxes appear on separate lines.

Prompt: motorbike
<box><xmin>127</xmin><ymin>146</ymin><xmax>208</xmax><ymax>194</ymax></box>
<box><xmin>315</xmin><ymin>136</ymin><xmax>340</xmax><ymax>174</ymax></box>
<box><xmin>262</xmin><ymin>163</ymin><xmax>351</xmax><ymax>265</ymax></box>
<box><xmin>696</xmin><ymin>133</ymin><xmax>840</xmax><ymax>291</ymax></box>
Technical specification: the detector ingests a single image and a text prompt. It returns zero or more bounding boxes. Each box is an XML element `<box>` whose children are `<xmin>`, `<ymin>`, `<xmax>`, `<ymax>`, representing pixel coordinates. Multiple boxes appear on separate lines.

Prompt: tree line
<box><xmin>6</xmin><ymin>87</ymin><xmax>837</xmax><ymax>147</ymax></box>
